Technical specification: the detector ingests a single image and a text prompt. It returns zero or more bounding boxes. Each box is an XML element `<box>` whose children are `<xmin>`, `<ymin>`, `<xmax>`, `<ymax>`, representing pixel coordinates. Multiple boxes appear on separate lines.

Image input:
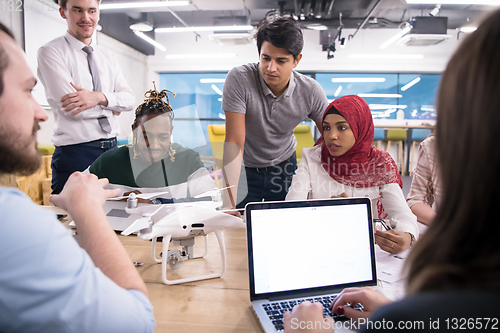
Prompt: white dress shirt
<box><xmin>37</xmin><ymin>32</ymin><xmax>135</xmax><ymax>146</ymax></box>
<box><xmin>286</xmin><ymin>145</ymin><xmax>419</xmax><ymax>238</ymax></box>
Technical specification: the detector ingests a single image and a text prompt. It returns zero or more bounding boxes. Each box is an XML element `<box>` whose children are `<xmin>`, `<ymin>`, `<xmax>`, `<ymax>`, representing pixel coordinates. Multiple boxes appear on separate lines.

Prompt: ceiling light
<box><xmin>134</xmin><ymin>31</ymin><xmax>166</xmax><ymax>51</ymax></box>
<box><xmin>331</xmin><ymin>78</ymin><xmax>386</xmax><ymax>83</ymax></box>
<box><xmin>358</xmin><ymin>93</ymin><xmax>403</xmax><ymax>98</ymax></box>
<box><xmin>334</xmin><ymin>86</ymin><xmax>342</xmax><ymax>97</ymax></box>
<box><xmin>200</xmin><ymin>79</ymin><xmax>226</xmax><ymax>83</ymax></box>
<box><xmin>459</xmin><ymin>26</ymin><xmax>478</xmax><ymax>33</ymax></box>
<box><xmin>429</xmin><ymin>4</ymin><xmax>441</xmax><ymax>17</ymax></box>
<box><xmin>305</xmin><ymin>24</ymin><xmax>328</xmax><ymax>31</ymax></box>
<box><xmin>405</xmin><ymin>0</ymin><xmax>500</xmax><ymax>4</ymax></box>
<box><xmin>211</xmin><ymin>84</ymin><xmax>223</xmax><ymax>95</ymax></box>
<box><xmin>100</xmin><ymin>1</ymin><xmax>189</xmax><ymax>10</ymax></box>
<box><xmin>380</xmin><ymin>26</ymin><xmax>412</xmax><ymax>49</ymax></box>
<box><xmin>156</xmin><ymin>25</ymin><xmax>253</xmax><ymax>33</ymax></box>
<box><xmin>421</xmin><ymin>105</ymin><xmax>435</xmax><ymax>112</ymax></box>
<box><xmin>129</xmin><ymin>22</ymin><xmax>153</xmax><ymax>32</ymax></box>
<box><xmin>369</xmin><ymin>104</ymin><xmax>407</xmax><ymax>110</ymax></box>
<box><xmin>349</xmin><ymin>54</ymin><xmax>424</xmax><ymax>59</ymax></box>
<box><xmin>165</xmin><ymin>53</ymin><xmax>237</xmax><ymax>60</ymax></box>
<box><xmin>401</xmin><ymin>77</ymin><xmax>421</xmax><ymax>91</ymax></box>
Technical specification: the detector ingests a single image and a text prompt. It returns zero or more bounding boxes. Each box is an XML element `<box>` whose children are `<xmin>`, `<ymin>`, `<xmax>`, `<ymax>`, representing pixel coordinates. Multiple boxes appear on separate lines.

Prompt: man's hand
<box><xmin>60</xmin><ymin>82</ymin><xmax>108</xmax><ymax>115</ymax></box>
<box><xmin>374</xmin><ymin>229</ymin><xmax>412</xmax><ymax>254</ymax></box>
<box><xmin>284</xmin><ymin>301</ymin><xmax>335</xmax><ymax>332</ymax></box>
<box><xmin>50</xmin><ymin>172</ymin><xmax>119</xmax><ymax>216</ymax></box>
<box><xmin>331</xmin><ymin>287</ymin><xmax>392</xmax><ymax>321</ymax></box>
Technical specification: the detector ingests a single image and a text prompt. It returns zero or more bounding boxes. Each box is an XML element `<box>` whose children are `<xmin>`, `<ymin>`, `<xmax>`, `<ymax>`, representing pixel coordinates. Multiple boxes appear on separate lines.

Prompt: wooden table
<box><xmin>119</xmin><ymin>228</ymin><xmax>262</xmax><ymax>333</ymax></box>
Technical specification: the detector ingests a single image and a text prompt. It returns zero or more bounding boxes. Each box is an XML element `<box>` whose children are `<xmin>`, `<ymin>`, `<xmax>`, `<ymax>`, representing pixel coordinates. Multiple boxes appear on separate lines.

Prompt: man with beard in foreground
<box><xmin>0</xmin><ymin>23</ymin><xmax>155</xmax><ymax>333</ymax></box>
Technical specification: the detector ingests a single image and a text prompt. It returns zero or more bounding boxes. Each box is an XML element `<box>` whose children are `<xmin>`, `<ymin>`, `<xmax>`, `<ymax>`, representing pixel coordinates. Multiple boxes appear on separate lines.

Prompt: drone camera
<box><xmin>167</xmin><ymin>249</ymin><xmax>183</xmax><ymax>270</ymax></box>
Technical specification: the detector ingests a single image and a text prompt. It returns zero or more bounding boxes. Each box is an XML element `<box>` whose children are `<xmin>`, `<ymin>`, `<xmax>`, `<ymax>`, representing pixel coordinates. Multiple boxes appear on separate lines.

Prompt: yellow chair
<box><xmin>38</xmin><ymin>144</ymin><xmax>55</xmax><ymax>156</ymax></box>
<box><xmin>207</xmin><ymin>124</ymin><xmax>225</xmax><ymax>169</ymax></box>
<box><xmin>204</xmin><ymin>124</ymin><xmax>226</xmax><ymax>188</ymax></box>
<box><xmin>294</xmin><ymin>124</ymin><xmax>315</xmax><ymax>164</ymax></box>
<box><xmin>384</xmin><ymin>128</ymin><xmax>407</xmax><ymax>176</ymax></box>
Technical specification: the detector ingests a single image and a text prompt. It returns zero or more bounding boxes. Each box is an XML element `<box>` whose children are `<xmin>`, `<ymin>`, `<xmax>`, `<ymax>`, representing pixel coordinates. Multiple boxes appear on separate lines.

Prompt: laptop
<box><xmin>245</xmin><ymin>198</ymin><xmax>378</xmax><ymax>332</ymax></box>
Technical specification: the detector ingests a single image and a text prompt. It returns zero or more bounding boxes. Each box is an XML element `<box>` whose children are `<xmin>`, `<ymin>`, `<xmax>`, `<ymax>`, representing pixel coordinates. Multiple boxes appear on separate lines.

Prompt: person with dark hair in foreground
<box><xmin>222</xmin><ymin>16</ymin><xmax>328</xmax><ymax>212</ymax></box>
<box><xmin>0</xmin><ymin>22</ymin><xmax>155</xmax><ymax>332</ymax></box>
<box><xmin>283</xmin><ymin>9</ymin><xmax>500</xmax><ymax>332</ymax></box>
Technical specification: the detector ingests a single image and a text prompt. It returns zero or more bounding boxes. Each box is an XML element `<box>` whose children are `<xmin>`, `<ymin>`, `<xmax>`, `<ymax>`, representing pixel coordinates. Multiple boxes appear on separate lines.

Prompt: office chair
<box><xmin>293</xmin><ymin>124</ymin><xmax>315</xmax><ymax>164</ymax></box>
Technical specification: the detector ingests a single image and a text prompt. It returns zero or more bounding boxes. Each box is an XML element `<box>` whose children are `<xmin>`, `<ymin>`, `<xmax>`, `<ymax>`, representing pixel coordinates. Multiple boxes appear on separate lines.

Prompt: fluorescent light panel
<box><xmin>349</xmin><ymin>54</ymin><xmax>424</xmax><ymax>59</ymax></box>
<box><xmin>331</xmin><ymin>78</ymin><xmax>386</xmax><ymax>83</ymax></box>
<box><xmin>406</xmin><ymin>0</ymin><xmax>500</xmax><ymax>5</ymax></box>
<box><xmin>380</xmin><ymin>26</ymin><xmax>412</xmax><ymax>49</ymax></box>
<box><xmin>401</xmin><ymin>77</ymin><xmax>421</xmax><ymax>91</ymax></box>
<box><xmin>200</xmin><ymin>79</ymin><xmax>226</xmax><ymax>83</ymax></box>
<box><xmin>211</xmin><ymin>84</ymin><xmax>223</xmax><ymax>95</ymax></box>
<box><xmin>100</xmin><ymin>1</ymin><xmax>189</xmax><ymax>10</ymax></box>
<box><xmin>460</xmin><ymin>27</ymin><xmax>478</xmax><ymax>33</ymax></box>
<box><xmin>369</xmin><ymin>104</ymin><xmax>407</xmax><ymax>110</ymax></box>
<box><xmin>156</xmin><ymin>25</ymin><xmax>253</xmax><ymax>33</ymax></box>
<box><xmin>165</xmin><ymin>53</ymin><xmax>237</xmax><ymax>59</ymax></box>
<box><xmin>358</xmin><ymin>93</ymin><xmax>402</xmax><ymax>98</ymax></box>
<box><xmin>334</xmin><ymin>86</ymin><xmax>342</xmax><ymax>97</ymax></box>
<box><xmin>134</xmin><ymin>31</ymin><xmax>166</xmax><ymax>51</ymax></box>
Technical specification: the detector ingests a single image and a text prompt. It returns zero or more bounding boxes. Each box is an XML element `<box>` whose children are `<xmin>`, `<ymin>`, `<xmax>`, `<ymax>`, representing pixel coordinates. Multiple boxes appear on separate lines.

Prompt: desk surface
<box><xmin>119</xmin><ymin>227</ymin><xmax>408</xmax><ymax>333</ymax></box>
<box><xmin>119</xmin><ymin>229</ymin><xmax>262</xmax><ymax>333</ymax></box>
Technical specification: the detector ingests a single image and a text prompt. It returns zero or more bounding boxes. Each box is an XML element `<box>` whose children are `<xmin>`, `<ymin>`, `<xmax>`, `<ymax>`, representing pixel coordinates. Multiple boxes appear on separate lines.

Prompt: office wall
<box><xmin>148</xmin><ymin>28</ymin><xmax>466</xmax><ymax>73</ymax></box>
<box><xmin>0</xmin><ymin>11</ymin><xmax>24</xmax><ymax>46</ymax></box>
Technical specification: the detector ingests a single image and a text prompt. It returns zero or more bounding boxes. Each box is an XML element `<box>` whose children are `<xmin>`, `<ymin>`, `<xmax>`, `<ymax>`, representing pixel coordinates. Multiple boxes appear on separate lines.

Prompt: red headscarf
<box><xmin>316</xmin><ymin>95</ymin><xmax>402</xmax><ymax>216</ymax></box>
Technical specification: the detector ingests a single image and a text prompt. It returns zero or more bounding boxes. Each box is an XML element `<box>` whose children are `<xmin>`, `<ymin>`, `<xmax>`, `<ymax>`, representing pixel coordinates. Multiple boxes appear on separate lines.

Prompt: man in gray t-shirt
<box><xmin>221</xmin><ymin>17</ymin><xmax>328</xmax><ymax>210</ymax></box>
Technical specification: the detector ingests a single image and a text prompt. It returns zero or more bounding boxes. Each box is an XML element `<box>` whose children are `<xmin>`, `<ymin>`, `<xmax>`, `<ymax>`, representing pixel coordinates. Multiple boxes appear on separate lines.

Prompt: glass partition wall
<box><xmin>160</xmin><ymin>72</ymin><xmax>440</xmax><ymax>159</ymax></box>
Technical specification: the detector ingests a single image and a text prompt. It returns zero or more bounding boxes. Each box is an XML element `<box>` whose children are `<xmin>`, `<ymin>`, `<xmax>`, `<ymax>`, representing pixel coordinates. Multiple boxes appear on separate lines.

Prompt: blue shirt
<box><xmin>0</xmin><ymin>187</ymin><xmax>155</xmax><ymax>333</ymax></box>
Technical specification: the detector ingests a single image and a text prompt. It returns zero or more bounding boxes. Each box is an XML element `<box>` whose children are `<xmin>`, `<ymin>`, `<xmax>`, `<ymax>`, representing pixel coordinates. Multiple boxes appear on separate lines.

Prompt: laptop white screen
<box><xmin>250</xmin><ymin>203</ymin><xmax>374</xmax><ymax>295</ymax></box>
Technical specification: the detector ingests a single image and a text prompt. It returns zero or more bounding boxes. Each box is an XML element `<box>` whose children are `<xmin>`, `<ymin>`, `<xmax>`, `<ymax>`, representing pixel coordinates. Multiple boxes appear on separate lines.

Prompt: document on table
<box><xmin>375</xmin><ymin>246</ymin><xmax>410</xmax><ymax>283</ymax></box>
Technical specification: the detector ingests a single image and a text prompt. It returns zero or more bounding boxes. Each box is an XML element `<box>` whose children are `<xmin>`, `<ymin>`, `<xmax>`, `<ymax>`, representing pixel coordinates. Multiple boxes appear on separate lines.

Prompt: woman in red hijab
<box><xmin>286</xmin><ymin>95</ymin><xmax>418</xmax><ymax>254</ymax></box>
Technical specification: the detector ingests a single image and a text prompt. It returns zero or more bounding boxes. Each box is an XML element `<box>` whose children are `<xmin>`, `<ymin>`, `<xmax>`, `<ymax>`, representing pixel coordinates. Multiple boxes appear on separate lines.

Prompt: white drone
<box><xmin>117</xmin><ymin>187</ymin><xmax>244</xmax><ymax>285</ymax></box>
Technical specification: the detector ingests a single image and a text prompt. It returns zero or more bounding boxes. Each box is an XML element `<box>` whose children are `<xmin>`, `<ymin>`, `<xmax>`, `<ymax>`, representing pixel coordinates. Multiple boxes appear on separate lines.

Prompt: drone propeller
<box><xmin>108</xmin><ymin>190</ymin><xmax>170</xmax><ymax>201</ymax></box>
<box><xmin>193</xmin><ymin>185</ymin><xmax>235</xmax><ymax>199</ymax></box>
<box><xmin>121</xmin><ymin>216</ymin><xmax>151</xmax><ymax>236</ymax></box>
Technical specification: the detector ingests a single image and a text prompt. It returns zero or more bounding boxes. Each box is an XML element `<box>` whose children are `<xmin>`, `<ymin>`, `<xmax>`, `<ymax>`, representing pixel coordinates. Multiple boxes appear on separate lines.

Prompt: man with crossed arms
<box><xmin>37</xmin><ymin>0</ymin><xmax>134</xmax><ymax>194</ymax></box>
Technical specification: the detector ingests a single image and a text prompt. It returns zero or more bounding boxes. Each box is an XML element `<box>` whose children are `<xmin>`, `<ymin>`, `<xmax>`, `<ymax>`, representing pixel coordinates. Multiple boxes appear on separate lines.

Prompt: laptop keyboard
<box><xmin>262</xmin><ymin>295</ymin><xmax>345</xmax><ymax>332</ymax></box>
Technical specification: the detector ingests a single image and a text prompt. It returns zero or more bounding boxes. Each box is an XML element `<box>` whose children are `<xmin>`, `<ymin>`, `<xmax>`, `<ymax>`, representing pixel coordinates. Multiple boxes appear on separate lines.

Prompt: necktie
<box><xmin>82</xmin><ymin>45</ymin><xmax>111</xmax><ymax>134</ymax></box>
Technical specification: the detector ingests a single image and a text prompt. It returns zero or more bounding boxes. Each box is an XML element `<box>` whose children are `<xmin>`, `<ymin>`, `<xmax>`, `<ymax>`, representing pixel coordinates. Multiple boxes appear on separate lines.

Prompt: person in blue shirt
<box><xmin>0</xmin><ymin>22</ymin><xmax>155</xmax><ymax>332</ymax></box>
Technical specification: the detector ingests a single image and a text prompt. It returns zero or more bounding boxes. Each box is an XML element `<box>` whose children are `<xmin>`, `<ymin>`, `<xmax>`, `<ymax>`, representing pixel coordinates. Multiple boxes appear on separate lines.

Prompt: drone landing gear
<box><xmin>151</xmin><ymin>230</ymin><xmax>227</xmax><ymax>285</ymax></box>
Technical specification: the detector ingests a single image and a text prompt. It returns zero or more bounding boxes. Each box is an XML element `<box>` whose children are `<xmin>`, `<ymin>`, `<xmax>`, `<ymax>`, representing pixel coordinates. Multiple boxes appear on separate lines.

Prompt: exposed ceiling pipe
<box><xmin>348</xmin><ymin>0</ymin><xmax>382</xmax><ymax>40</ymax></box>
<box><xmin>326</xmin><ymin>0</ymin><xmax>335</xmax><ymax>18</ymax></box>
<box><xmin>166</xmin><ymin>7</ymin><xmax>201</xmax><ymax>39</ymax></box>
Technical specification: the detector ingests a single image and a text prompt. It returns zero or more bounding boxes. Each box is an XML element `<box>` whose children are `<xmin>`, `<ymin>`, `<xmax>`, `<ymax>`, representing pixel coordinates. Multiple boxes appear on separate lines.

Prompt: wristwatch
<box><xmin>407</xmin><ymin>232</ymin><xmax>416</xmax><ymax>246</ymax></box>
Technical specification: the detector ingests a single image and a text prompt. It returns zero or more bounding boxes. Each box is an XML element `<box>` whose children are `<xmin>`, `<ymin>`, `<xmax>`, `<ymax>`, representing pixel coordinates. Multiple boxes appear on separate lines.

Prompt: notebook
<box><xmin>245</xmin><ymin>198</ymin><xmax>378</xmax><ymax>332</ymax></box>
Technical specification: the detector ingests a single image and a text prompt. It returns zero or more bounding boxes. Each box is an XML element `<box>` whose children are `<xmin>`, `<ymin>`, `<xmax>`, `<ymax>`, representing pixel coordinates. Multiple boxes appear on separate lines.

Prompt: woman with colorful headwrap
<box><xmin>286</xmin><ymin>95</ymin><xmax>418</xmax><ymax>254</ymax></box>
<box><xmin>86</xmin><ymin>83</ymin><xmax>215</xmax><ymax>200</ymax></box>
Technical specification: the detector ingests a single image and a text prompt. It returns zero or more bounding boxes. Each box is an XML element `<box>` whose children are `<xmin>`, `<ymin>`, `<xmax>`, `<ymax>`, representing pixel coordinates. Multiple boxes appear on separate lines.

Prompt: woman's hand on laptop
<box><xmin>374</xmin><ymin>229</ymin><xmax>411</xmax><ymax>254</ymax></box>
<box><xmin>331</xmin><ymin>287</ymin><xmax>392</xmax><ymax>321</ymax></box>
<box><xmin>283</xmin><ymin>301</ymin><xmax>334</xmax><ymax>332</ymax></box>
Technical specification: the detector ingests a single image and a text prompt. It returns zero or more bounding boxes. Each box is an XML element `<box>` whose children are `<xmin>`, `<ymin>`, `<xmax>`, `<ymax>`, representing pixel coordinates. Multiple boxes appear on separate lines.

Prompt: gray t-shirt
<box><xmin>222</xmin><ymin>63</ymin><xmax>328</xmax><ymax>168</ymax></box>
